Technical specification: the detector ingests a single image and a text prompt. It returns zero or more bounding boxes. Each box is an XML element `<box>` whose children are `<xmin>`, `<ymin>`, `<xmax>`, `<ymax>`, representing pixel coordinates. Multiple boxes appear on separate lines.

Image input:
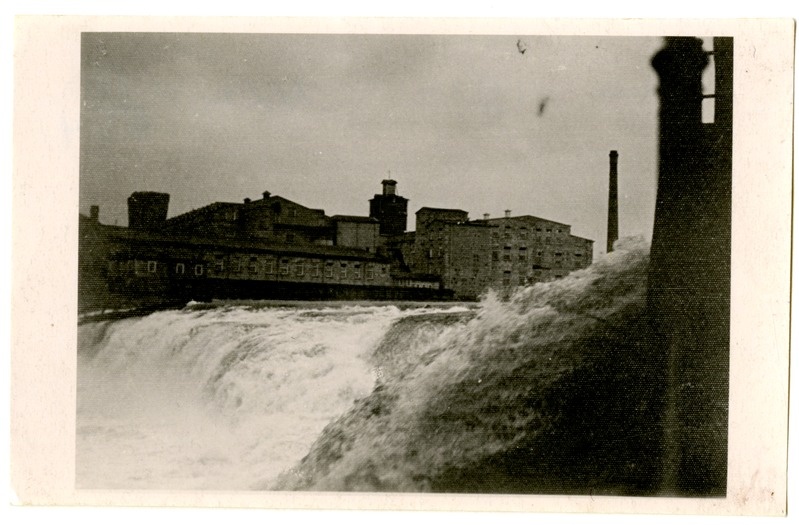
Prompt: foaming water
<box><xmin>77</xmin><ymin>303</ymin><xmax>472</xmax><ymax>489</ymax></box>
<box><xmin>78</xmin><ymin>239</ymin><xmax>652</xmax><ymax>493</ymax></box>
<box><xmin>276</xmin><ymin>238</ymin><xmax>657</xmax><ymax>493</ymax></box>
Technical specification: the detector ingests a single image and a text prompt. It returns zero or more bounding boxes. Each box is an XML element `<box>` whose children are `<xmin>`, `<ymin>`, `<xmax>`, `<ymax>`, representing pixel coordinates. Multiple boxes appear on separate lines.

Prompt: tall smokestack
<box><xmin>607</xmin><ymin>150</ymin><xmax>619</xmax><ymax>253</ymax></box>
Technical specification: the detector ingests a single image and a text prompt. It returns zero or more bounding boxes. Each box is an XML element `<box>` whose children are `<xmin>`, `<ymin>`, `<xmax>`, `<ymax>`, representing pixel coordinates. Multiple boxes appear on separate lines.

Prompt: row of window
<box><xmin>493</xmin><ymin>249</ymin><xmax>583</xmax><ymax>257</ymax></box>
<box><xmin>492</xmin><ymin>226</ymin><xmax>564</xmax><ymax>236</ymax></box>
<box><xmin>146</xmin><ymin>258</ymin><xmax>385</xmax><ymax>281</ymax></box>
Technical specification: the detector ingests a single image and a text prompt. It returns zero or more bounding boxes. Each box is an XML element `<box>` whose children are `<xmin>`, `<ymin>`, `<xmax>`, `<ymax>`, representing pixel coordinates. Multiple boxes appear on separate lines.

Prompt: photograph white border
<box><xmin>9</xmin><ymin>14</ymin><xmax>794</xmax><ymax>518</ymax></box>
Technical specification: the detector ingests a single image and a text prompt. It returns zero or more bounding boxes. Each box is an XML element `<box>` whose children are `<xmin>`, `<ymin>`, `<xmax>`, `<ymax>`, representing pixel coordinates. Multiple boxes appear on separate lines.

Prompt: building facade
<box><xmin>401</xmin><ymin>208</ymin><xmax>594</xmax><ymax>300</ymax></box>
<box><xmin>80</xmin><ymin>179</ymin><xmax>594</xmax><ymax>309</ymax></box>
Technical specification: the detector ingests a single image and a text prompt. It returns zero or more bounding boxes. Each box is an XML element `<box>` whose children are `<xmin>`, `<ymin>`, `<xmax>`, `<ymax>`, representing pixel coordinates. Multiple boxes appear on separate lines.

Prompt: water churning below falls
<box><xmin>78</xmin><ymin>238</ymin><xmax>661</xmax><ymax>494</ymax></box>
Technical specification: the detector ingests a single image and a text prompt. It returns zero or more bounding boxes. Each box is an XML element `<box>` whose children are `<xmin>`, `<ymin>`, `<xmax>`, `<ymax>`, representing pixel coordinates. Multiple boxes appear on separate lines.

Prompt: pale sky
<box><xmin>80</xmin><ymin>33</ymin><xmax>667</xmax><ymax>256</ymax></box>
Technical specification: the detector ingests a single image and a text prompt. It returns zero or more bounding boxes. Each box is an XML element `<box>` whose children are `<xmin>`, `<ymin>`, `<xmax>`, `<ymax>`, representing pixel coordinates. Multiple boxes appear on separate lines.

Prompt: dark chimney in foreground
<box><xmin>648</xmin><ymin>36</ymin><xmax>731</xmax><ymax>496</ymax></box>
<box><xmin>89</xmin><ymin>205</ymin><xmax>99</xmax><ymax>221</ymax></box>
<box><xmin>607</xmin><ymin>150</ymin><xmax>619</xmax><ymax>253</ymax></box>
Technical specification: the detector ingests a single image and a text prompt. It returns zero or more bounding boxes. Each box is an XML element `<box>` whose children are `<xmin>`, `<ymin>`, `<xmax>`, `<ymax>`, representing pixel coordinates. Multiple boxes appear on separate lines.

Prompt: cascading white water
<box><xmin>77</xmin><ymin>303</ymin><xmax>472</xmax><ymax>490</ymax></box>
<box><xmin>77</xmin><ymin>239</ymin><xmax>650</xmax><ymax>493</ymax></box>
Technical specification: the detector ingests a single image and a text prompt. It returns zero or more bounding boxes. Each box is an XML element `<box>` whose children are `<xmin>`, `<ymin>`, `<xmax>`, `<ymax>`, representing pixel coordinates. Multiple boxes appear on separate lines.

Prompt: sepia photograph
<box><xmin>9</xmin><ymin>14</ymin><xmax>793</xmax><ymax>518</ymax></box>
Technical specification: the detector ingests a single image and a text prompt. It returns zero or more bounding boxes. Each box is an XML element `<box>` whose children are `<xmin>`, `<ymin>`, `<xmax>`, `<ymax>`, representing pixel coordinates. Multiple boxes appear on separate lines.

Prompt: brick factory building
<box><xmin>398</xmin><ymin>207</ymin><xmax>594</xmax><ymax>300</ymax></box>
<box><xmin>80</xmin><ymin>179</ymin><xmax>593</xmax><ymax>309</ymax></box>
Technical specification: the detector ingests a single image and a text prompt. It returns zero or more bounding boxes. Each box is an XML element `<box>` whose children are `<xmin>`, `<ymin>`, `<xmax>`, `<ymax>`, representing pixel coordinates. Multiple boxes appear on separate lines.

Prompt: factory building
<box><xmin>80</xmin><ymin>179</ymin><xmax>594</xmax><ymax>309</ymax></box>
<box><xmin>400</xmin><ymin>207</ymin><xmax>593</xmax><ymax>300</ymax></box>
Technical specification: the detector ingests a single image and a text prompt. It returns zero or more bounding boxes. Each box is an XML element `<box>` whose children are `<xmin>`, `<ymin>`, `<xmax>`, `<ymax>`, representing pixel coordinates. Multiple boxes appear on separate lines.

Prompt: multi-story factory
<box><xmin>79</xmin><ymin>177</ymin><xmax>595</xmax><ymax>310</ymax></box>
<box><xmin>397</xmin><ymin>206</ymin><xmax>594</xmax><ymax>299</ymax></box>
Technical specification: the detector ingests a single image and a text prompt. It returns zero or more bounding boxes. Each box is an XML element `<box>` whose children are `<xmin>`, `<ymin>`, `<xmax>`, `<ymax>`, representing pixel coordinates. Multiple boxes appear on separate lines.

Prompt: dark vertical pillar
<box><xmin>649</xmin><ymin>37</ymin><xmax>730</xmax><ymax>496</ymax></box>
<box><xmin>607</xmin><ymin>150</ymin><xmax>619</xmax><ymax>253</ymax></box>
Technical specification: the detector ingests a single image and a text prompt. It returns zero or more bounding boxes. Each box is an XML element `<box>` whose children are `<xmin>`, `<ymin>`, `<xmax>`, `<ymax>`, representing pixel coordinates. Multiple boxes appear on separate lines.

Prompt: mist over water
<box><xmin>78</xmin><ymin>238</ymin><xmax>651</xmax><ymax>493</ymax></box>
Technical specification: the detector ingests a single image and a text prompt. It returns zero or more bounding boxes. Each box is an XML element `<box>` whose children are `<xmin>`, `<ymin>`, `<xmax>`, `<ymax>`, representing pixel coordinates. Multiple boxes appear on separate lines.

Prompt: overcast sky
<box><xmin>80</xmin><ymin>33</ymin><xmax>669</xmax><ymax>256</ymax></box>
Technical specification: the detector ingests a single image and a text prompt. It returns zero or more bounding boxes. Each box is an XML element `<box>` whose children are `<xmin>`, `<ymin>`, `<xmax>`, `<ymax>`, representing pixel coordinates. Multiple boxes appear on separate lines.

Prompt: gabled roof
<box><xmin>164</xmin><ymin>201</ymin><xmax>242</xmax><ymax>225</ymax></box>
<box><xmin>165</xmin><ymin>193</ymin><xmax>328</xmax><ymax>225</ymax></box>
<box><xmin>255</xmin><ymin>194</ymin><xmax>326</xmax><ymax>214</ymax></box>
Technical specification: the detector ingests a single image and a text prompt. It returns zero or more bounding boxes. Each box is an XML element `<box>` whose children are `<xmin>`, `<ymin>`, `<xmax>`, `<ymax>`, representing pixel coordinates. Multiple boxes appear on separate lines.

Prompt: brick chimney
<box><xmin>504</xmin><ymin>209</ymin><xmax>511</xmax><ymax>218</ymax></box>
<box><xmin>607</xmin><ymin>150</ymin><xmax>619</xmax><ymax>253</ymax></box>
<box><xmin>483</xmin><ymin>213</ymin><xmax>490</xmax><ymax>220</ymax></box>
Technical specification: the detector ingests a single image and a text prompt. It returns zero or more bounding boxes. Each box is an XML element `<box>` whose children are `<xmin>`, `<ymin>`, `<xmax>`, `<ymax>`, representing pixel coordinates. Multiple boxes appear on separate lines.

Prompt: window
<box><xmin>519</xmin><ymin>255</ymin><xmax>526</xmax><ymax>262</ymax></box>
<box><xmin>265</xmin><ymin>259</ymin><xmax>275</xmax><ymax>274</ymax></box>
<box><xmin>194</xmin><ymin>264</ymin><xmax>204</xmax><ymax>276</ymax></box>
<box><xmin>575</xmin><ymin>252</ymin><xmax>583</xmax><ymax>258</ymax></box>
<box><xmin>325</xmin><ymin>262</ymin><xmax>334</xmax><ymax>278</ymax></box>
<box><xmin>503</xmin><ymin>255</ymin><xmax>511</xmax><ymax>261</ymax></box>
<box><xmin>215</xmin><ymin>258</ymin><xmax>225</xmax><ymax>274</ymax></box>
<box><xmin>340</xmin><ymin>263</ymin><xmax>348</xmax><ymax>279</ymax></box>
<box><xmin>312</xmin><ymin>261</ymin><xmax>321</xmax><ymax>277</ymax></box>
<box><xmin>366</xmin><ymin>266</ymin><xmax>374</xmax><ymax>280</ymax></box>
<box><xmin>280</xmin><ymin>259</ymin><xmax>290</xmax><ymax>275</ymax></box>
<box><xmin>286</xmin><ymin>233</ymin><xmax>295</xmax><ymax>244</ymax></box>
<box><xmin>175</xmin><ymin>263</ymin><xmax>185</xmax><ymax>275</ymax></box>
<box><xmin>492</xmin><ymin>252</ymin><xmax>499</xmax><ymax>261</ymax></box>
<box><xmin>353</xmin><ymin>264</ymin><xmax>362</xmax><ymax>279</ymax></box>
<box><xmin>249</xmin><ymin>257</ymin><xmax>258</xmax><ymax>273</ymax></box>
<box><xmin>146</xmin><ymin>261</ymin><xmax>158</xmax><ymax>273</ymax></box>
<box><xmin>296</xmin><ymin>261</ymin><xmax>304</xmax><ymax>276</ymax></box>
